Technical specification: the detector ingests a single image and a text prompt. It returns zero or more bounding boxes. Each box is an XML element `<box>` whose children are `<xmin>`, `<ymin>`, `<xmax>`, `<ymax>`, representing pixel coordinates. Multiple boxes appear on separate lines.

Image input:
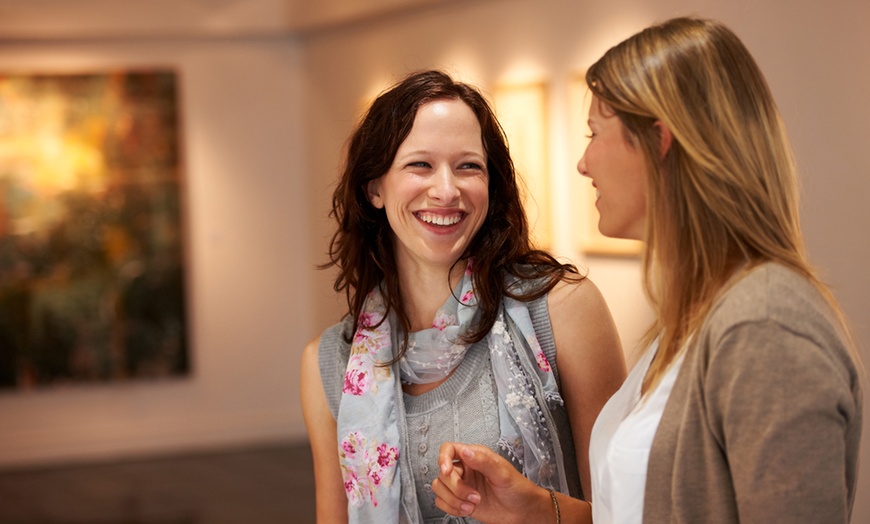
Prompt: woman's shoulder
<box><xmin>708</xmin><ymin>262</ymin><xmax>830</xmax><ymax>326</ymax></box>
<box><xmin>507</xmin><ymin>266</ymin><xmax>612</xmax><ymax>337</ymax></box>
<box><xmin>305</xmin><ymin>316</ymin><xmax>354</xmax><ymax>380</ymax></box>
<box><xmin>546</xmin><ymin>273</ymin><xmax>607</xmax><ymax>312</ymax></box>
<box><xmin>702</xmin><ymin>262</ymin><xmax>851</xmax><ymax>361</ymax></box>
<box><xmin>317</xmin><ymin>315</ymin><xmax>355</xmax><ymax>355</ymax></box>
<box><xmin>311</xmin><ymin>316</ymin><xmax>355</xmax><ymax>418</ymax></box>
<box><xmin>545</xmin><ymin>276</ymin><xmax>620</xmax><ymax>356</ymax></box>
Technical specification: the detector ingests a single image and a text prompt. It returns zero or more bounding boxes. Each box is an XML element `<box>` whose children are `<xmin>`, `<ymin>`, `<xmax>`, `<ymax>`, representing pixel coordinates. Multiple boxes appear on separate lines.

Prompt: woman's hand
<box><xmin>431</xmin><ymin>442</ymin><xmax>554</xmax><ymax>524</ymax></box>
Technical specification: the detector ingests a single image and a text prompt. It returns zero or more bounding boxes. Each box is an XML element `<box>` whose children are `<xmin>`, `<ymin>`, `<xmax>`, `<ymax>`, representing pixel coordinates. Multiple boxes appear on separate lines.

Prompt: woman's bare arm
<box><xmin>300</xmin><ymin>336</ymin><xmax>348</xmax><ymax>523</ymax></box>
<box><xmin>548</xmin><ymin>277</ymin><xmax>627</xmax><ymax>496</ymax></box>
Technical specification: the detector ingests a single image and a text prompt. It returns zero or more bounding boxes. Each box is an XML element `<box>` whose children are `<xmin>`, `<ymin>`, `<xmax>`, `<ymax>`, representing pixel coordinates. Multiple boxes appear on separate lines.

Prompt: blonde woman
<box><xmin>433</xmin><ymin>17</ymin><xmax>863</xmax><ymax>523</ymax></box>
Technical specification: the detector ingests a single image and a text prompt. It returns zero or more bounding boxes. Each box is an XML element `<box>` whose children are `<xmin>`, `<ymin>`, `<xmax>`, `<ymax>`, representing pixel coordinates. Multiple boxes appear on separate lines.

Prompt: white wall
<box><xmin>301</xmin><ymin>0</ymin><xmax>870</xmax><ymax>520</ymax></box>
<box><xmin>0</xmin><ymin>36</ymin><xmax>311</xmax><ymax>466</ymax></box>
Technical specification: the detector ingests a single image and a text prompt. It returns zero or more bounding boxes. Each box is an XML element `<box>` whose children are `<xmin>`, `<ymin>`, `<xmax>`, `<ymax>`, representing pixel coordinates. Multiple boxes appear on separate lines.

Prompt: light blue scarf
<box><xmin>336</xmin><ymin>261</ymin><xmax>568</xmax><ymax>523</ymax></box>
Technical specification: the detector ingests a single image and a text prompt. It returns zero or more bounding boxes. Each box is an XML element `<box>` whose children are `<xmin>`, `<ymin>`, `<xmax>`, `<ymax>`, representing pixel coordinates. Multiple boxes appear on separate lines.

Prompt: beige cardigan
<box><xmin>644</xmin><ymin>263</ymin><xmax>863</xmax><ymax>523</ymax></box>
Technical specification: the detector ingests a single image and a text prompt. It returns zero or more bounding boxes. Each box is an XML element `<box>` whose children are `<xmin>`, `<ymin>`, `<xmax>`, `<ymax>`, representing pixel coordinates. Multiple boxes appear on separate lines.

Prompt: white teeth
<box><xmin>417</xmin><ymin>212</ymin><xmax>462</xmax><ymax>226</ymax></box>
<box><xmin>596</xmin><ymin>189</ymin><xmax>601</xmax><ymax>199</ymax></box>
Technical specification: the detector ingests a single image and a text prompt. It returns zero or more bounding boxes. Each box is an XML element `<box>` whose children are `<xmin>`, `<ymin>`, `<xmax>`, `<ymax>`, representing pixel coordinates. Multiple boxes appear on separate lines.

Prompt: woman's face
<box><xmin>577</xmin><ymin>96</ymin><xmax>649</xmax><ymax>241</ymax></box>
<box><xmin>368</xmin><ymin>99</ymin><xmax>489</xmax><ymax>275</ymax></box>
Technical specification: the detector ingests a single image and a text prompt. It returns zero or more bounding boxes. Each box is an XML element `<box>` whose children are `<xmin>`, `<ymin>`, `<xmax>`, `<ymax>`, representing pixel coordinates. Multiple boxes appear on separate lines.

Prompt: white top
<box><xmin>589</xmin><ymin>340</ymin><xmax>686</xmax><ymax>524</ymax></box>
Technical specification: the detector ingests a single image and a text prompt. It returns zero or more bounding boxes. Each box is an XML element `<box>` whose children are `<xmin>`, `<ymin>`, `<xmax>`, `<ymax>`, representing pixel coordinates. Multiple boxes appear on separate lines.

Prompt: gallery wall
<box><xmin>0</xmin><ymin>0</ymin><xmax>868</xmax><ymax>520</ymax></box>
<box><xmin>0</xmin><ymin>36</ymin><xmax>311</xmax><ymax>466</ymax></box>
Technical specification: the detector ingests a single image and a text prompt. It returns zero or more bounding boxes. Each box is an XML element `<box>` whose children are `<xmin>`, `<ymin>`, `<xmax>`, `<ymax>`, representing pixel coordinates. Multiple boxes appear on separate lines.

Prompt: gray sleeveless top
<box><xmin>318</xmin><ymin>293</ymin><xmax>582</xmax><ymax>523</ymax></box>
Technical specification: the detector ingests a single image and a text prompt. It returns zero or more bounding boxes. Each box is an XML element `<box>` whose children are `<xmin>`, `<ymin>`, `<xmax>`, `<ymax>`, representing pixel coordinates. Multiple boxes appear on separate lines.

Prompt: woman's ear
<box><xmin>366</xmin><ymin>179</ymin><xmax>384</xmax><ymax>209</ymax></box>
<box><xmin>654</xmin><ymin>121</ymin><xmax>673</xmax><ymax>160</ymax></box>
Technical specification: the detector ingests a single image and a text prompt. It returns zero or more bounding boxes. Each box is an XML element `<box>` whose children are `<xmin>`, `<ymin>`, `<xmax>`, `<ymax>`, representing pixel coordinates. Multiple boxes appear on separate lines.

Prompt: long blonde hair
<box><xmin>587</xmin><ymin>17</ymin><xmax>854</xmax><ymax>393</ymax></box>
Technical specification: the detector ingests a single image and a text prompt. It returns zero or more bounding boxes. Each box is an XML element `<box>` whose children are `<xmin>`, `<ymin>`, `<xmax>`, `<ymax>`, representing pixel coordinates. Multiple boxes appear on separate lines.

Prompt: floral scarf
<box><xmin>336</xmin><ymin>261</ymin><xmax>568</xmax><ymax>523</ymax></box>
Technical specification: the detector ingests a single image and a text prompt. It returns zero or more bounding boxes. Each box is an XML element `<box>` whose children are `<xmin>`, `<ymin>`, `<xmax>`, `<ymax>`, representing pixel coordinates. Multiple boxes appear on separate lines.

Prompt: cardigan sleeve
<box><xmin>703</xmin><ymin>318</ymin><xmax>860</xmax><ymax>523</ymax></box>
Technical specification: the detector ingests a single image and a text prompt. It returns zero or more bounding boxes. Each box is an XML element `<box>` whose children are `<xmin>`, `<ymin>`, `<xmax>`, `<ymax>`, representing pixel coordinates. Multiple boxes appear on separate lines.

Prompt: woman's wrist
<box><xmin>546</xmin><ymin>488</ymin><xmax>561</xmax><ymax>524</ymax></box>
<box><xmin>511</xmin><ymin>485</ymin><xmax>558</xmax><ymax>524</ymax></box>
<box><xmin>542</xmin><ymin>490</ymin><xmax>593</xmax><ymax>524</ymax></box>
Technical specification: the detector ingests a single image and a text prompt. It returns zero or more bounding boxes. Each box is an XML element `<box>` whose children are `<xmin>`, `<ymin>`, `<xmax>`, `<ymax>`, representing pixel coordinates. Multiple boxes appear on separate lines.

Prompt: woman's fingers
<box><xmin>438</xmin><ymin>441</ymin><xmax>462</xmax><ymax>476</ymax></box>
<box><xmin>432</xmin><ymin>476</ymin><xmax>478</xmax><ymax>517</ymax></box>
<box><xmin>434</xmin><ymin>442</ymin><xmax>486</xmax><ymax>516</ymax></box>
<box><xmin>452</xmin><ymin>444</ymin><xmax>514</xmax><ymax>488</ymax></box>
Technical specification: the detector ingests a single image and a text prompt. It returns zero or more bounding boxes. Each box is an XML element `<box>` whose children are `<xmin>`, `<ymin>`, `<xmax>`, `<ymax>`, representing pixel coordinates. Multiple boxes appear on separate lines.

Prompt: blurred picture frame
<box><xmin>493</xmin><ymin>81</ymin><xmax>551</xmax><ymax>248</ymax></box>
<box><xmin>0</xmin><ymin>69</ymin><xmax>189</xmax><ymax>389</ymax></box>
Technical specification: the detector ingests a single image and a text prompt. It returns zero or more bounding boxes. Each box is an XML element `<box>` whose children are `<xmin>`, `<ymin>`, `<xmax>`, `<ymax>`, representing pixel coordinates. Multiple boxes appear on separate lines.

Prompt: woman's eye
<box><xmin>459</xmin><ymin>162</ymin><xmax>483</xmax><ymax>170</ymax></box>
<box><xmin>407</xmin><ymin>161</ymin><xmax>431</xmax><ymax>168</ymax></box>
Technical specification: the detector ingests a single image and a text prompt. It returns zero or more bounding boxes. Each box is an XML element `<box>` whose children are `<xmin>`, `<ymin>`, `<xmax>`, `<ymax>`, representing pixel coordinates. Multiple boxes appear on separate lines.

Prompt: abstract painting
<box><xmin>0</xmin><ymin>70</ymin><xmax>189</xmax><ymax>389</ymax></box>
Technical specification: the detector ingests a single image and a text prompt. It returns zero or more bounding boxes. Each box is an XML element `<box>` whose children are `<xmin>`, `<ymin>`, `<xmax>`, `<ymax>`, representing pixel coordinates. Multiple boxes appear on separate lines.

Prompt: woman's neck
<box><xmin>398</xmin><ymin>260</ymin><xmax>466</xmax><ymax>332</ymax></box>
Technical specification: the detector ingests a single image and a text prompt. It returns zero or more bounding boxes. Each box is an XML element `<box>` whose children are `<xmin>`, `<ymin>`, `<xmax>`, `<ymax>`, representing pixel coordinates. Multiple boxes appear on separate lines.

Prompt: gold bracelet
<box><xmin>546</xmin><ymin>488</ymin><xmax>561</xmax><ymax>524</ymax></box>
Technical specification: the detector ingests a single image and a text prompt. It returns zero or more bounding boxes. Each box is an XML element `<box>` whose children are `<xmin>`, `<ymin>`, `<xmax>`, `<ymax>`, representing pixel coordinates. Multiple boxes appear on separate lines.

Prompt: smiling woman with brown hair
<box><xmin>300</xmin><ymin>70</ymin><xmax>626</xmax><ymax>523</ymax></box>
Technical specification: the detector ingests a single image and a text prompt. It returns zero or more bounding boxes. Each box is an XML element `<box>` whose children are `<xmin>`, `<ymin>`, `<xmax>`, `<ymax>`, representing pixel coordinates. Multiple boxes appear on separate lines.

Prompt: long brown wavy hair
<box><xmin>323</xmin><ymin>70</ymin><xmax>579</xmax><ymax>356</ymax></box>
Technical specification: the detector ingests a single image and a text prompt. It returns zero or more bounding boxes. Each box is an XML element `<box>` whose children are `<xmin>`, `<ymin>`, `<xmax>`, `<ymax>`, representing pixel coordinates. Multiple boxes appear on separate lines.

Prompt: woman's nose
<box><xmin>577</xmin><ymin>153</ymin><xmax>589</xmax><ymax>178</ymax></box>
<box><xmin>430</xmin><ymin>166</ymin><xmax>460</xmax><ymax>203</ymax></box>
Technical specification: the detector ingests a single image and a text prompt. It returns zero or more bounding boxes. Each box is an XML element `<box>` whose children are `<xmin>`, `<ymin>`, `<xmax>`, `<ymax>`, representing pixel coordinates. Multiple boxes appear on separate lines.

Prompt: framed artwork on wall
<box><xmin>567</xmin><ymin>73</ymin><xmax>643</xmax><ymax>257</ymax></box>
<box><xmin>0</xmin><ymin>69</ymin><xmax>189</xmax><ymax>389</ymax></box>
<box><xmin>493</xmin><ymin>81</ymin><xmax>551</xmax><ymax>248</ymax></box>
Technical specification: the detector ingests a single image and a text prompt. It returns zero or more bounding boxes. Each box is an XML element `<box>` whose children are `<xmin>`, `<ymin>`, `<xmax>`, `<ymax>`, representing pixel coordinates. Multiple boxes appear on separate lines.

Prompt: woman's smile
<box><xmin>367</xmin><ymin>98</ymin><xmax>489</xmax><ymax>273</ymax></box>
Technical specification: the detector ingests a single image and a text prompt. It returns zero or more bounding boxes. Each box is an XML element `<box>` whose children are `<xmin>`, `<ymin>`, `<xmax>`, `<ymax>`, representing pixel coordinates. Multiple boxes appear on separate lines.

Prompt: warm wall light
<box><xmin>355</xmin><ymin>76</ymin><xmax>392</xmax><ymax>124</ymax></box>
<box><xmin>493</xmin><ymin>81</ymin><xmax>550</xmax><ymax>248</ymax></box>
<box><xmin>567</xmin><ymin>73</ymin><xmax>642</xmax><ymax>257</ymax></box>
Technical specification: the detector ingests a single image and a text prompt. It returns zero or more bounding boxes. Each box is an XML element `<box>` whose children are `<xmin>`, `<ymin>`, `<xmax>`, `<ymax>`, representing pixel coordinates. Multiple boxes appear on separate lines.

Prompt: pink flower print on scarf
<box><xmin>343</xmin><ymin>300</ymin><xmax>392</xmax><ymax>397</ymax></box>
<box><xmin>376</xmin><ymin>442</ymin><xmax>399</xmax><ymax>468</ymax></box>
<box><xmin>527</xmin><ymin>332</ymin><xmax>552</xmax><ymax>373</ymax></box>
<box><xmin>339</xmin><ymin>431</ymin><xmax>399</xmax><ymax>508</ymax></box>
<box><xmin>352</xmin><ymin>310</ymin><xmax>390</xmax><ymax>354</ymax></box>
<box><xmin>535</xmin><ymin>350</ymin><xmax>552</xmax><ymax>373</ymax></box>
<box><xmin>344</xmin><ymin>470</ymin><xmax>362</xmax><ymax>507</ymax></box>
<box><xmin>342</xmin><ymin>356</ymin><xmax>371</xmax><ymax>396</ymax></box>
<box><xmin>432</xmin><ymin>312</ymin><xmax>457</xmax><ymax>331</ymax></box>
<box><xmin>343</xmin><ymin>353</ymin><xmax>392</xmax><ymax>397</ymax></box>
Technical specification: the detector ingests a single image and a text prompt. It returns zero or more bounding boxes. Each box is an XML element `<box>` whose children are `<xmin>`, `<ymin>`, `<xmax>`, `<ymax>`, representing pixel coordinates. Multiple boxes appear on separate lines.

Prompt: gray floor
<box><xmin>0</xmin><ymin>443</ymin><xmax>315</xmax><ymax>524</ymax></box>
